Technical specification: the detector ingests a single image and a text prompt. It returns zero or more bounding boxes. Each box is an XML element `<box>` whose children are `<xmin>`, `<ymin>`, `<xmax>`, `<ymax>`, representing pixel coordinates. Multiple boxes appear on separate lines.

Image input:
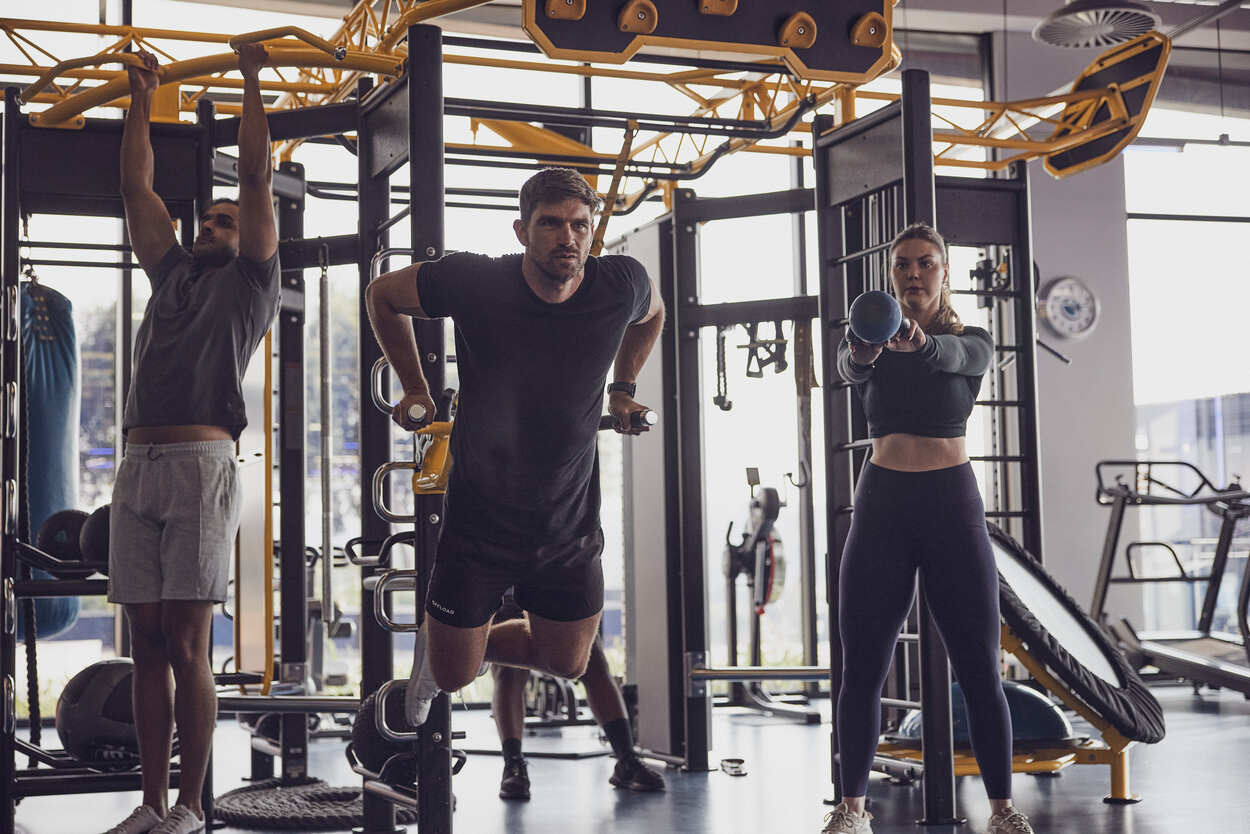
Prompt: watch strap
<box><xmin>607</xmin><ymin>381</ymin><xmax>636</xmax><ymax>397</ymax></box>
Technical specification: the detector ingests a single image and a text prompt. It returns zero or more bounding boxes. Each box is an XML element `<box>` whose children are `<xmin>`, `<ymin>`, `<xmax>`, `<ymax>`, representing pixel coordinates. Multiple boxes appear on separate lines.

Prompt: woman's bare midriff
<box><xmin>127</xmin><ymin>425</ymin><xmax>232</xmax><ymax>444</ymax></box>
<box><xmin>870</xmin><ymin>433</ymin><xmax>967</xmax><ymax>472</ymax></box>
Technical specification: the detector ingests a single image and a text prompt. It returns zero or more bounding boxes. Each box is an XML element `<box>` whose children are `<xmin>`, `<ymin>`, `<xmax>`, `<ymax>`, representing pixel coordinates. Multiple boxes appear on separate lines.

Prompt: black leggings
<box><xmin>837</xmin><ymin>461</ymin><xmax>1012</xmax><ymax>799</ymax></box>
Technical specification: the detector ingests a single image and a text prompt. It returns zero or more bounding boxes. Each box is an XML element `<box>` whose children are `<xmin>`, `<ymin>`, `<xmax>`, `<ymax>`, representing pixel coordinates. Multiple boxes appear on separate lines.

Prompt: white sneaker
<box><xmin>103</xmin><ymin>806</ymin><xmax>162</xmax><ymax>834</ymax></box>
<box><xmin>987</xmin><ymin>808</ymin><xmax>1035</xmax><ymax>834</ymax></box>
<box><xmin>821</xmin><ymin>802</ymin><xmax>874</xmax><ymax>834</ymax></box>
<box><xmin>151</xmin><ymin>806</ymin><xmax>204</xmax><ymax>834</ymax></box>
<box><xmin>404</xmin><ymin>625</ymin><xmax>443</xmax><ymax>726</ymax></box>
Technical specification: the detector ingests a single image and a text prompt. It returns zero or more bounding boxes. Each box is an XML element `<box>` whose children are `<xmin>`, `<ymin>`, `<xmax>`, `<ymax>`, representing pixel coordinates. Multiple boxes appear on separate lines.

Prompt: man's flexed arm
<box><xmin>120</xmin><ymin>51</ymin><xmax>178</xmax><ymax>277</ymax></box>
<box><xmin>607</xmin><ymin>276</ymin><xmax>665</xmax><ymax>435</ymax></box>
<box><xmin>364</xmin><ymin>263</ymin><xmax>436</xmax><ymax>430</ymax></box>
<box><xmin>235</xmin><ymin>43</ymin><xmax>277</xmax><ymax>263</ymax></box>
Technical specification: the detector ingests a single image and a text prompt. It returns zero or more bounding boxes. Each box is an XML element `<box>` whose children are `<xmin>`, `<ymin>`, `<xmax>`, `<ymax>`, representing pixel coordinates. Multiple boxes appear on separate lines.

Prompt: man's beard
<box><xmin>193</xmin><ymin>242</ymin><xmax>234</xmax><ymax>266</ymax></box>
<box><xmin>539</xmin><ymin>251</ymin><xmax>583</xmax><ymax>284</ymax></box>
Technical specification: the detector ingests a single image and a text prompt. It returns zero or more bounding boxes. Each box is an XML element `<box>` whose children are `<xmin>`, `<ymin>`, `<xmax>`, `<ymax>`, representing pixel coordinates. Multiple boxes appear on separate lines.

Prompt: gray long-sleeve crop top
<box><xmin>836</xmin><ymin>326</ymin><xmax>993</xmax><ymax>438</ymax></box>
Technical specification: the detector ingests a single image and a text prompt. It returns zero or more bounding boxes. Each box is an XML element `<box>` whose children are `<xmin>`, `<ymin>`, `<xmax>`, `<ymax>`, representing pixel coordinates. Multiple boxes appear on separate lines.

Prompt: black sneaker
<box><xmin>499</xmin><ymin>757</ymin><xmax>531</xmax><ymax>801</ymax></box>
<box><xmin>609</xmin><ymin>755</ymin><xmax>667</xmax><ymax>792</ymax></box>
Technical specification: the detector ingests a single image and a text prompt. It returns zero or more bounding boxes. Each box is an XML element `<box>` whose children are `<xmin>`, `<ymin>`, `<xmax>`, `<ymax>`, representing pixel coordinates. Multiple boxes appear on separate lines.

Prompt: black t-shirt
<box><xmin>417</xmin><ymin>252</ymin><xmax>652</xmax><ymax>545</ymax></box>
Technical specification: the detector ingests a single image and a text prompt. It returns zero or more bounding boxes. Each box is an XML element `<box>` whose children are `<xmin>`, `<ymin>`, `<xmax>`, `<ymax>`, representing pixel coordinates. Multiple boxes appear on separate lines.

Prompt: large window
<box><xmin>1125</xmin><ymin>106</ymin><xmax>1250</xmax><ymax>633</ymax></box>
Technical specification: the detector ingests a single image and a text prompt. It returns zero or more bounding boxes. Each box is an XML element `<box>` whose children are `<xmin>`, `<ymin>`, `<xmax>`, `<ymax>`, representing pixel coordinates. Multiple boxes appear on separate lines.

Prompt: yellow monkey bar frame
<box><xmin>0</xmin><ymin>3</ymin><xmax>1170</xmax><ymax>220</ymax></box>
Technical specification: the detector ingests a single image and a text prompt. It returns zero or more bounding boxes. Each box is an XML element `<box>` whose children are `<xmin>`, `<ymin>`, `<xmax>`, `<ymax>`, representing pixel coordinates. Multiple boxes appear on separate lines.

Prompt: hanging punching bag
<box><xmin>19</xmin><ymin>282</ymin><xmax>82</xmax><ymax>640</ymax></box>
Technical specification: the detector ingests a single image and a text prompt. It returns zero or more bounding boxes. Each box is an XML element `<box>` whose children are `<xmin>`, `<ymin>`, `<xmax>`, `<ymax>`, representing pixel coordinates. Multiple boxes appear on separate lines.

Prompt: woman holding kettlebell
<box><xmin>821</xmin><ymin>224</ymin><xmax>1035</xmax><ymax>834</ymax></box>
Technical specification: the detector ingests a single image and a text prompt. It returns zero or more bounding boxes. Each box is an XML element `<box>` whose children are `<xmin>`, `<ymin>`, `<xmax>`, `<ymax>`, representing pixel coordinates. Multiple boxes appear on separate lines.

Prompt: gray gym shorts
<box><xmin>107</xmin><ymin>440</ymin><xmax>240</xmax><ymax>604</ymax></box>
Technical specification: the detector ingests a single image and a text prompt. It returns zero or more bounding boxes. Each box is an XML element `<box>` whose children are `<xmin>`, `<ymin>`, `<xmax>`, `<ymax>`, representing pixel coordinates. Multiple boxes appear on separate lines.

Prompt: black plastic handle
<box><xmin>599</xmin><ymin>409</ymin><xmax>658</xmax><ymax>431</ymax></box>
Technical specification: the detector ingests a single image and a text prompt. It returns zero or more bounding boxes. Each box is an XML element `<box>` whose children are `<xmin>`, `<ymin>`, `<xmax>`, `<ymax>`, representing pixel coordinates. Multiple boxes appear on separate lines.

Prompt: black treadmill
<box><xmin>1091</xmin><ymin>460</ymin><xmax>1250</xmax><ymax>697</ymax></box>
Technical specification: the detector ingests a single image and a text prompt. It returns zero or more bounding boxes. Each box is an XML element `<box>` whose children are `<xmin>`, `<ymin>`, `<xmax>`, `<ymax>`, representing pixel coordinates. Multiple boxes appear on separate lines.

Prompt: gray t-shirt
<box><xmin>123</xmin><ymin>244</ymin><xmax>280</xmax><ymax>439</ymax></box>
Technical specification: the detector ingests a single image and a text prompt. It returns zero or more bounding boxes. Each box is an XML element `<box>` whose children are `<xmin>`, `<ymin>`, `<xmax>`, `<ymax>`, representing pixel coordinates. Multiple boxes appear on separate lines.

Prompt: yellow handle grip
<box><xmin>228</xmin><ymin>26</ymin><xmax>346</xmax><ymax>60</ymax></box>
<box><xmin>415</xmin><ymin>421</ymin><xmax>454</xmax><ymax>438</ymax></box>
<box><xmin>20</xmin><ymin>53</ymin><xmax>158</xmax><ymax>104</ymax></box>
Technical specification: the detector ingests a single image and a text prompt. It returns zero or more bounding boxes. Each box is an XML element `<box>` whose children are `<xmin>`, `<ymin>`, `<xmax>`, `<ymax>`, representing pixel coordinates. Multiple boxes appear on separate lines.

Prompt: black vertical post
<box><xmin>902</xmin><ymin>69</ymin><xmax>960</xmax><ymax>827</ymax></box>
<box><xmin>195</xmin><ymin>99</ymin><xmax>215</xmax><ymax>225</ymax></box>
<box><xmin>671</xmin><ymin>188</ymin><xmax>710</xmax><ymax>771</ymax></box>
<box><xmin>901</xmin><ymin>71</ymin><xmax>936</xmax><ymax>228</ymax></box>
<box><xmin>276</xmin><ymin>161</ymin><xmax>309</xmax><ymax>783</ymax></box>
<box><xmin>116</xmin><ymin>158</ymin><xmax>133</xmax><ymax>663</ymax></box>
<box><xmin>355</xmin><ymin>75</ymin><xmax>400</xmax><ymax>834</ymax></box>
<box><xmin>2</xmin><ymin>87</ymin><xmax>23</xmax><ymax>834</ymax></box>
<box><xmin>790</xmin><ymin>143</ymin><xmax>820</xmax><ymax>692</ymax></box>
<box><xmin>813</xmin><ymin>111</ymin><xmax>850</xmax><ymax>799</ymax></box>
<box><xmin>193</xmin><ymin>96</ymin><xmax>218</xmax><ymax>824</ymax></box>
<box><xmin>1013</xmin><ymin>164</ymin><xmax>1044</xmax><ymax>560</ymax></box>
<box><xmin>408</xmin><ymin>23</ymin><xmax>452</xmax><ymax>834</ymax></box>
<box><xmin>654</xmin><ymin>219</ymin><xmax>686</xmax><ymax>761</ymax></box>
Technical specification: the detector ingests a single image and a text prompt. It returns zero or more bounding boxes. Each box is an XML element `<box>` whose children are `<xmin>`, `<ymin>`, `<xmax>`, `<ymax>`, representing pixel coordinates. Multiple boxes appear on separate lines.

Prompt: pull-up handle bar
<box><xmin>27</xmin><ymin>48</ymin><xmax>404</xmax><ymax>127</ymax></box>
<box><xmin>20</xmin><ymin>53</ymin><xmax>156</xmax><ymax>104</ymax></box>
<box><xmin>21</xmin><ymin>26</ymin><xmax>348</xmax><ymax>105</ymax></box>
<box><xmin>370</xmin><ymin>356</ymin><xmax>427</xmax><ymax>423</ymax></box>
<box><xmin>228</xmin><ymin>26</ymin><xmax>347</xmax><ymax>61</ymax></box>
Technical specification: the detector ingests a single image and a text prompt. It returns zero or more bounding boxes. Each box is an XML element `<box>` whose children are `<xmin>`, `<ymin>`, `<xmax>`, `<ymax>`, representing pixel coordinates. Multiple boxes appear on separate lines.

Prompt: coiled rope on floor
<box><xmin>214</xmin><ymin>777</ymin><xmax>420</xmax><ymax>830</ymax></box>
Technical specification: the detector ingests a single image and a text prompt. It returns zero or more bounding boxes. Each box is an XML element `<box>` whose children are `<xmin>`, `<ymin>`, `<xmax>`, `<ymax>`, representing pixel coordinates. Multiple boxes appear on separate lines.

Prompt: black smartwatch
<box><xmin>607</xmin><ymin>381</ymin><xmax>636</xmax><ymax>397</ymax></box>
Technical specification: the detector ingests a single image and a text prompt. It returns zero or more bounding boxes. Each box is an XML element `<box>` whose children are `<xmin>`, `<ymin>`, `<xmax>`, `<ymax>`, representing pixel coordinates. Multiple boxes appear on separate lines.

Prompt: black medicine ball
<box><xmin>350</xmin><ymin>684</ymin><xmax>416</xmax><ymax>785</ymax></box>
<box><xmin>56</xmin><ymin>658</ymin><xmax>139</xmax><ymax>768</ymax></box>
<box><xmin>78</xmin><ymin>504</ymin><xmax>111</xmax><ymax>574</ymax></box>
<box><xmin>35</xmin><ymin>509</ymin><xmax>91</xmax><ymax>578</ymax></box>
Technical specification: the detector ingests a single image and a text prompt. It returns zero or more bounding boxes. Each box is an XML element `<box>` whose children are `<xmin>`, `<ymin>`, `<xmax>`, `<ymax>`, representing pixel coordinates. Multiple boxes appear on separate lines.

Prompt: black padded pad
<box><xmin>989</xmin><ymin>523</ymin><xmax>1167</xmax><ymax>745</ymax></box>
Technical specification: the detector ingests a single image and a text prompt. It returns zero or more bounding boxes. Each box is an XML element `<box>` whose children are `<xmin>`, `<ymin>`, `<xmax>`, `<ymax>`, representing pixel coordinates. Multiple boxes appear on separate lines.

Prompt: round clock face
<box><xmin>1040</xmin><ymin>277</ymin><xmax>1099</xmax><ymax>340</ymax></box>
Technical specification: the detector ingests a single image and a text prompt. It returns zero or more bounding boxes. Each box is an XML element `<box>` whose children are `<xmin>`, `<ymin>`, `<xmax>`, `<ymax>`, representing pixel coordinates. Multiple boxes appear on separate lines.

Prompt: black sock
<box><xmin>502</xmin><ymin>737</ymin><xmax>523</xmax><ymax>761</ymax></box>
<box><xmin>603</xmin><ymin>718</ymin><xmax>635</xmax><ymax>761</ymax></box>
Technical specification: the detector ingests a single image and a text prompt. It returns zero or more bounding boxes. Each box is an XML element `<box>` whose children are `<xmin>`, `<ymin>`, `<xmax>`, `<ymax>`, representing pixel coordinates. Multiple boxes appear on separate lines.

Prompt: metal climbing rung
<box><xmin>348</xmin><ymin>531</ymin><xmax>415</xmax><ymax>569</ymax></box>
<box><xmin>371</xmin><ymin>570</ymin><xmax>421</xmax><ymax>633</ymax></box>
<box><xmin>371</xmin><ymin>247</ymin><xmax>418</xmax><ymax>282</ymax></box>
<box><xmin>362</xmin><ymin>778</ymin><xmax>417</xmax><ymax>809</ymax></box>
<box><xmin>3</xmin><ymin>579</ymin><xmax>13</xmax><ymax>635</ymax></box>
<box><xmin>830</xmin><ymin>239</ymin><xmax>894</xmax><ymax>266</ymax></box>
<box><xmin>950</xmin><ymin>288</ymin><xmax>1020</xmax><ymax>298</ymax></box>
<box><xmin>835</xmin><ymin>438</ymin><xmax>873</xmax><ymax>452</ymax></box>
<box><xmin>970</xmin><ymin>455</ymin><xmax>1028</xmax><ymax>463</ymax></box>
<box><xmin>3</xmin><ymin>675</ymin><xmax>14</xmax><ymax>734</ymax></box>
<box><xmin>372</xmin><ymin>462</ymin><xmax>419</xmax><ymax>523</ymax></box>
<box><xmin>370</xmin><ymin>356</ymin><xmax>395</xmax><ymax>416</ymax></box>
<box><xmin>373</xmin><ymin>679</ymin><xmax>418</xmax><ymax>742</ymax></box>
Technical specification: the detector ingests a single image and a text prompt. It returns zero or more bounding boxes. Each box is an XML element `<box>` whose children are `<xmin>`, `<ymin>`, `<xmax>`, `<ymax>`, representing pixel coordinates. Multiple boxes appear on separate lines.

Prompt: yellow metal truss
<box><xmin>0</xmin><ymin>5</ymin><xmax>1171</xmax><ymax>211</ymax></box>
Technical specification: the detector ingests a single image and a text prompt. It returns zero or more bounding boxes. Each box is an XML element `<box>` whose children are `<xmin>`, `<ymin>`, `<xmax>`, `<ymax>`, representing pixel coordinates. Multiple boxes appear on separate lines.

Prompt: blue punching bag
<box><xmin>19</xmin><ymin>282</ymin><xmax>81</xmax><ymax>640</ymax></box>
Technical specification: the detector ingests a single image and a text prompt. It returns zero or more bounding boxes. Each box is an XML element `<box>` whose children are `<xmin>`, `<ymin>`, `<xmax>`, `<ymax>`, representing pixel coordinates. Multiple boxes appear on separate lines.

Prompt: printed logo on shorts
<box><xmin>431</xmin><ymin>600</ymin><xmax>455</xmax><ymax>616</ymax></box>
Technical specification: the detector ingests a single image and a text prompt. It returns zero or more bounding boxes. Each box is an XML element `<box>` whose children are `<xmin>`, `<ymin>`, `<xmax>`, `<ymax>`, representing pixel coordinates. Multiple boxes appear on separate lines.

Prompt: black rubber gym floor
<box><xmin>14</xmin><ymin>682</ymin><xmax>1249</xmax><ymax>833</ymax></box>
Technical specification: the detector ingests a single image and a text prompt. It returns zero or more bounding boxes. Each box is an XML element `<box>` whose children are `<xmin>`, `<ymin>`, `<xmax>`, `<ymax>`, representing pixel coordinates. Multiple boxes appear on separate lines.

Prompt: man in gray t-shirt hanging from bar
<box><xmin>104</xmin><ymin>44</ymin><xmax>280</xmax><ymax>834</ymax></box>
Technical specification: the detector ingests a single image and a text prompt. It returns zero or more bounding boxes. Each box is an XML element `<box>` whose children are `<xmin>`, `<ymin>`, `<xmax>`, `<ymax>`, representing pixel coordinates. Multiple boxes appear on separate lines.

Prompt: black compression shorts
<box><xmin>425</xmin><ymin>526</ymin><xmax>604</xmax><ymax>628</ymax></box>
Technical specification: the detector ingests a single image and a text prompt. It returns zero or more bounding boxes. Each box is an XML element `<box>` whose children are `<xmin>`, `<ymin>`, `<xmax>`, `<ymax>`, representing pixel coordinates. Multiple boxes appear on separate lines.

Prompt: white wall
<box><xmin>992</xmin><ymin>32</ymin><xmax>1141</xmax><ymax>620</ymax></box>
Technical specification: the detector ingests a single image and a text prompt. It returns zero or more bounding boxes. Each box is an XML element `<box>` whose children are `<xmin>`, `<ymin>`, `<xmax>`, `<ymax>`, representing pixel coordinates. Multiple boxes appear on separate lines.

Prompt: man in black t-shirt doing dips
<box><xmin>104</xmin><ymin>45</ymin><xmax>280</xmax><ymax>834</ymax></box>
<box><xmin>364</xmin><ymin>168</ymin><xmax>664</xmax><ymax>737</ymax></box>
